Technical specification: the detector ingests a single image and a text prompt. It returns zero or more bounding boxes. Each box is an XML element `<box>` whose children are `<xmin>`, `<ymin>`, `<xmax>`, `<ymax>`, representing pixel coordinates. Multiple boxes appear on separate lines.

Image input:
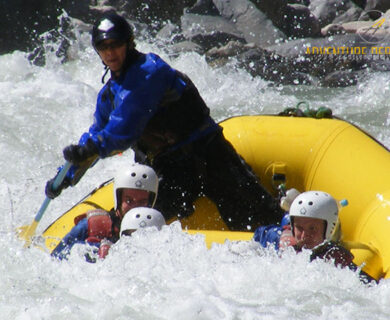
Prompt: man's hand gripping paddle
<box><xmin>17</xmin><ymin>162</ymin><xmax>71</xmax><ymax>246</ymax></box>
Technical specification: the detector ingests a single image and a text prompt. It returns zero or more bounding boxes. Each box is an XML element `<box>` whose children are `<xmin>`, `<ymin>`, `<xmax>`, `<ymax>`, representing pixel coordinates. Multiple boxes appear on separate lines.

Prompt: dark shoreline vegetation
<box><xmin>2</xmin><ymin>0</ymin><xmax>390</xmax><ymax>87</ymax></box>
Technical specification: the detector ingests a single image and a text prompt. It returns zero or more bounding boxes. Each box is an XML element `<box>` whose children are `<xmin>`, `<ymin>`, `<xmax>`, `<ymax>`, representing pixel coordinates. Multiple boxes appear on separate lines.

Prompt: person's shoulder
<box><xmin>145</xmin><ymin>52</ymin><xmax>163</xmax><ymax>63</ymax></box>
<box><xmin>253</xmin><ymin>224</ymin><xmax>283</xmax><ymax>249</ymax></box>
<box><xmin>311</xmin><ymin>241</ymin><xmax>354</xmax><ymax>267</ymax></box>
<box><xmin>143</xmin><ymin>53</ymin><xmax>173</xmax><ymax>72</ymax></box>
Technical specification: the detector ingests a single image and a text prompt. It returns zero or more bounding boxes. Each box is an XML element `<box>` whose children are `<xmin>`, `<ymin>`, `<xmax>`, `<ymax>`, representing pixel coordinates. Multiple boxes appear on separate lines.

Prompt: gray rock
<box><xmin>309</xmin><ymin>0</ymin><xmax>358</xmax><ymax>27</ymax></box>
<box><xmin>181</xmin><ymin>13</ymin><xmax>245</xmax><ymax>51</ymax></box>
<box><xmin>102</xmin><ymin>0</ymin><xmax>196</xmax><ymax>26</ymax></box>
<box><xmin>156</xmin><ymin>22</ymin><xmax>184</xmax><ymax>43</ymax></box>
<box><xmin>206</xmin><ymin>40</ymin><xmax>256</xmax><ymax>59</ymax></box>
<box><xmin>212</xmin><ymin>0</ymin><xmax>286</xmax><ymax>47</ymax></box>
<box><xmin>351</xmin><ymin>0</ymin><xmax>367</xmax><ymax>9</ymax></box>
<box><xmin>321</xmin><ymin>70</ymin><xmax>360</xmax><ymax>87</ymax></box>
<box><xmin>186</xmin><ymin>0</ymin><xmax>220</xmax><ymax>16</ymax></box>
<box><xmin>168</xmin><ymin>41</ymin><xmax>205</xmax><ymax>56</ymax></box>
<box><xmin>267</xmin><ymin>33</ymin><xmax>371</xmax><ymax>57</ymax></box>
<box><xmin>333</xmin><ymin>6</ymin><xmax>363</xmax><ymax>24</ymax></box>
<box><xmin>365</xmin><ymin>0</ymin><xmax>390</xmax><ymax>14</ymax></box>
<box><xmin>283</xmin><ymin>4</ymin><xmax>321</xmax><ymax>38</ymax></box>
<box><xmin>321</xmin><ymin>24</ymin><xmax>347</xmax><ymax>36</ymax></box>
<box><xmin>0</xmin><ymin>0</ymin><xmax>92</xmax><ymax>55</ymax></box>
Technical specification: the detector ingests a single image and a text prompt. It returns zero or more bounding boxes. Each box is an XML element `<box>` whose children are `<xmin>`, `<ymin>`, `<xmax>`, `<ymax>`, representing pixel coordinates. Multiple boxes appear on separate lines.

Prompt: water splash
<box><xmin>1</xmin><ymin>22</ymin><xmax>390</xmax><ymax>319</ymax></box>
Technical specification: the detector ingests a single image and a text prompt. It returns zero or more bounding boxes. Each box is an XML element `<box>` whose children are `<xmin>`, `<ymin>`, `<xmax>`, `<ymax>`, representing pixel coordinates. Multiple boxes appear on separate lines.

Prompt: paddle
<box><xmin>18</xmin><ymin>161</ymin><xmax>72</xmax><ymax>246</ymax></box>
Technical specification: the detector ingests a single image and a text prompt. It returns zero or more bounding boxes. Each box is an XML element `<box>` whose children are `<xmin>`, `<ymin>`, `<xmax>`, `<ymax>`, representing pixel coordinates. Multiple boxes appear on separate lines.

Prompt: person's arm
<box><xmin>311</xmin><ymin>242</ymin><xmax>354</xmax><ymax>267</ymax></box>
<box><xmin>46</xmin><ymin>55</ymin><xmax>178</xmax><ymax>198</ymax></box>
<box><xmin>253</xmin><ymin>225</ymin><xmax>283</xmax><ymax>250</ymax></box>
<box><xmin>310</xmin><ymin>242</ymin><xmax>377</xmax><ymax>284</ymax></box>
<box><xmin>51</xmin><ymin>219</ymin><xmax>88</xmax><ymax>260</ymax></box>
<box><xmin>88</xmin><ymin>57</ymin><xmax>177</xmax><ymax>157</ymax></box>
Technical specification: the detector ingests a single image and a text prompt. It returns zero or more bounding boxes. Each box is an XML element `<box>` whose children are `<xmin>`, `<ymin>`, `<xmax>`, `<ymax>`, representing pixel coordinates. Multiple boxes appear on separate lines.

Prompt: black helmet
<box><xmin>92</xmin><ymin>12</ymin><xmax>133</xmax><ymax>48</ymax></box>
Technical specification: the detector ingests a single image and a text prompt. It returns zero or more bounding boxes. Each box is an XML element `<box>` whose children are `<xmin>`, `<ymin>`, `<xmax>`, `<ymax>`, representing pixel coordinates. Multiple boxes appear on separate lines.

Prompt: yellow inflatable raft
<box><xmin>41</xmin><ymin>115</ymin><xmax>390</xmax><ymax>281</ymax></box>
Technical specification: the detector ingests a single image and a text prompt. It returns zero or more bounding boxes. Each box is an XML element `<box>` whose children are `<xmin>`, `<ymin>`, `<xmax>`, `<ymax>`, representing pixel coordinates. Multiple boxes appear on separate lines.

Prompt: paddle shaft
<box><xmin>20</xmin><ymin>161</ymin><xmax>72</xmax><ymax>245</ymax></box>
<box><xmin>34</xmin><ymin>161</ymin><xmax>71</xmax><ymax>223</ymax></box>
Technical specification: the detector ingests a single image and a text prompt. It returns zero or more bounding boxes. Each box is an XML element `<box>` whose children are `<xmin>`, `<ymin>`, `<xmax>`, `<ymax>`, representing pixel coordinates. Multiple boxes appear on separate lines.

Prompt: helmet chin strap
<box><xmin>99</xmin><ymin>39</ymin><xmax>137</xmax><ymax>84</ymax></box>
<box><xmin>101</xmin><ymin>65</ymin><xmax>109</xmax><ymax>84</ymax></box>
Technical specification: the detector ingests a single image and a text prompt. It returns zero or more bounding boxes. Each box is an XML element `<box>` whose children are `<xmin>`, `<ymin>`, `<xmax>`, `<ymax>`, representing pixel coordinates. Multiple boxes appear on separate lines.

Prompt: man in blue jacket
<box><xmin>45</xmin><ymin>12</ymin><xmax>282</xmax><ymax>231</ymax></box>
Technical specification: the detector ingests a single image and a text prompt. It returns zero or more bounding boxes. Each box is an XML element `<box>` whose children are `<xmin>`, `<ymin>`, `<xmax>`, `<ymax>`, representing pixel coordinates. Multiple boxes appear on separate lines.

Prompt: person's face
<box><xmin>116</xmin><ymin>188</ymin><xmax>150</xmax><ymax>220</ymax></box>
<box><xmin>96</xmin><ymin>39</ymin><xmax>127</xmax><ymax>75</ymax></box>
<box><xmin>293</xmin><ymin>216</ymin><xmax>326</xmax><ymax>249</ymax></box>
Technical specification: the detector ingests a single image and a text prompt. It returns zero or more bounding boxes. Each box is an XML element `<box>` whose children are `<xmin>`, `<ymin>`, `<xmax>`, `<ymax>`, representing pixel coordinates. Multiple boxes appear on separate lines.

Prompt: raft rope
<box><xmin>279</xmin><ymin>101</ymin><xmax>333</xmax><ymax>119</ymax></box>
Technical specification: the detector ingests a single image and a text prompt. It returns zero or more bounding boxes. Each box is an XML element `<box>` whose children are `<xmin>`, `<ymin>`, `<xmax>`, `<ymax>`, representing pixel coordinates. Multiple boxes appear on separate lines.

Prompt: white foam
<box><xmin>1</xmin><ymin>23</ymin><xmax>390</xmax><ymax>319</ymax></box>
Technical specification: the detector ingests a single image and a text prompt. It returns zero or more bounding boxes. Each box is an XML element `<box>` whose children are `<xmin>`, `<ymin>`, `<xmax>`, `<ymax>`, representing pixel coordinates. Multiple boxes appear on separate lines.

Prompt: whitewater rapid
<box><xmin>1</xmin><ymin>27</ymin><xmax>390</xmax><ymax>319</ymax></box>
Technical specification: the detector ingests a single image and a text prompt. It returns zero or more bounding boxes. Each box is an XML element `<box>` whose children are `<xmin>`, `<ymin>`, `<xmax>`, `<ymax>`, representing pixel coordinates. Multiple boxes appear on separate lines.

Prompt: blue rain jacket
<box><xmin>253</xmin><ymin>214</ymin><xmax>290</xmax><ymax>250</ymax></box>
<box><xmin>51</xmin><ymin>218</ymin><xmax>90</xmax><ymax>260</ymax></box>
<box><xmin>65</xmin><ymin>52</ymin><xmax>218</xmax><ymax>183</ymax></box>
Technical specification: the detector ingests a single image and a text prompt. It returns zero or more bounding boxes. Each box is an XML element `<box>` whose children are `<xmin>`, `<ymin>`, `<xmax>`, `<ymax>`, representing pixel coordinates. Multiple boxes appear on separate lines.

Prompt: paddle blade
<box><xmin>17</xmin><ymin>221</ymin><xmax>39</xmax><ymax>247</ymax></box>
<box><xmin>17</xmin><ymin>162</ymin><xmax>71</xmax><ymax>247</ymax></box>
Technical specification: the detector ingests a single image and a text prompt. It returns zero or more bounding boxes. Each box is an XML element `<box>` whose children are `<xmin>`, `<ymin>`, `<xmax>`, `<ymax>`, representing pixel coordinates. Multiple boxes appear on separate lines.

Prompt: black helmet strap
<box><xmin>101</xmin><ymin>65</ymin><xmax>109</xmax><ymax>84</ymax></box>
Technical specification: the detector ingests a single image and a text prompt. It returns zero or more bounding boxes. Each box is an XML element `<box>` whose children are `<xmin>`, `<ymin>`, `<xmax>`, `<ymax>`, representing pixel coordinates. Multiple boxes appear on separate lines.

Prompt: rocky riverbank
<box><xmin>2</xmin><ymin>0</ymin><xmax>390</xmax><ymax>87</ymax></box>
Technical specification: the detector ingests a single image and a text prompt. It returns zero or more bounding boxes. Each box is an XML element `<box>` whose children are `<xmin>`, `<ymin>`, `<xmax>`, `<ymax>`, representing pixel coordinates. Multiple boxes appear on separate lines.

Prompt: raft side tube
<box><xmin>220</xmin><ymin>115</ymin><xmax>390</xmax><ymax>280</ymax></box>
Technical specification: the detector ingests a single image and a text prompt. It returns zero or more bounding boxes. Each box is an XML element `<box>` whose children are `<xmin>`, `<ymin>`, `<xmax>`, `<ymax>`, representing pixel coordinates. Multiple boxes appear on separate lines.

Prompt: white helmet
<box><xmin>120</xmin><ymin>207</ymin><xmax>166</xmax><ymax>237</ymax></box>
<box><xmin>113</xmin><ymin>164</ymin><xmax>159</xmax><ymax>210</ymax></box>
<box><xmin>289</xmin><ymin>191</ymin><xmax>339</xmax><ymax>240</ymax></box>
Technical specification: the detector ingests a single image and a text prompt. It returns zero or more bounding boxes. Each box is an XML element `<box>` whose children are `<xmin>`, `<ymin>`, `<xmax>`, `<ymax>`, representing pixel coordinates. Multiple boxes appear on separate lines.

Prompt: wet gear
<box><xmin>92</xmin><ymin>12</ymin><xmax>133</xmax><ymax>49</ymax></box>
<box><xmin>310</xmin><ymin>241</ymin><xmax>376</xmax><ymax>284</ymax></box>
<box><xmin>253</xmin><ymin>214</ymin><xmax>291</xmax><ymax>250</ymax></box>
<box><xmin>61</xmin><ymin>47</ymin><xmax>282</xmax><ymax>230</ymax></box>
<box><xmin>51</xmin><ymin>209</ymin><xmax>120</xmax><ymax>260</ymax></box>
<box><xmin>253</xmin><ymin>217</ymin><xmax>375</xmax><ymax>284</ymax></box>
<box><xmin>63</xmin><ymin>139</ymin><xmax>99</xmax><ymax>165</ymax></box>
<box><xmin>289</xmin><ymin>191</ymin><xmax>341</xmax><ymax>240</ymax></box>
<box><xmin>152</xmin><ymin>131</ymin><xmax>283</xmax><ymax>230</ymax></box>
<box><xmin>120</xmin><ymin>207</ymin><xmax>165</xmax><ymax>237</ymax></box>
<box><xmin>45</xmin><ymin>169</ymin><xmax>70</xmax><ymax>199</ymax></box>
<box><xmin>85</xmin><ymin>210</ymin><xmax>112</xmax><ymax>243</ymax></box>
<box><xmin>113</xmin><ymin>164</ymin><xmax>159</xmax><ymax>210</ymax></box>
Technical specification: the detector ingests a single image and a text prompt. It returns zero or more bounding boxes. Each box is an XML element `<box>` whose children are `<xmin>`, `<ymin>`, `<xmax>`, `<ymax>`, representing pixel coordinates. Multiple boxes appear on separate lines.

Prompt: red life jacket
<box><xmin>74</xmin><ymin>209</ymin><xmax>113</xmax><ymax>244</ymax></box>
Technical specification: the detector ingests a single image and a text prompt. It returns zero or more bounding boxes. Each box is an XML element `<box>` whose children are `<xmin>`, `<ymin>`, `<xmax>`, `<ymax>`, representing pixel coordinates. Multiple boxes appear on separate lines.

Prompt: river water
<box><xmin>1</xmin><ymin>24</ymin><xmax>390</xmax><ymax>319</ymax></box>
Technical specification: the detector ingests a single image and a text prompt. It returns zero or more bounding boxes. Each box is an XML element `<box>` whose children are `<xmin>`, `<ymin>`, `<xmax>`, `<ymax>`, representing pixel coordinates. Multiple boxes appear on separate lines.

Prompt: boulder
<box><xmin>185</xmin><ymin>0</ymin><xmax>220</xmax><ymax>16</ymax></box>
<box><xmin>156</xmin><ymin>22</ymin><xmax>184</xmax><ymax>43</ymax></box>
<box><xmin>309</xmin><ymin>0</ymin><xmax>359</xmax><ymax>27</ymax></box>
<box><xmin>212</xmin><ymin>0</ymin><xmax>286</xmax><ymax>46</ymax></box>
<box><xmin>102</xmin><ymin>0</ymin><xmax>197</xmax><ymax>27</ymax></box>
<box><xmin>181</xmin><ymin>13</ymin><xmax>245</xmax><ymax>51</ymax></box>
<box><xmin>332</xmin><ymin>6</ymin><xmax>363</xmax><ymax>24</ymax></box>
<box><xmin>321</xmin><ymin>70</ymin><xmax>360</xmax><ymax>87</ymax></box>
<box><xmin>282</xmin><ymin>4</ymin><xmax>321</xmax><ymax>38</ymax></box>
<box><xmin>365</xmin><ymin>0</ymin><xmax>390</xmax><ymax>14</ymax></box>
<box><xmin>167</xmin><ymin>41</ymin><xmax>205</xmax><ymax>56</ymax></box>
<box><xmin>0</xmin><ymin>0</ymin><xmax>92</xmax><ymax>55</ymax></box>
